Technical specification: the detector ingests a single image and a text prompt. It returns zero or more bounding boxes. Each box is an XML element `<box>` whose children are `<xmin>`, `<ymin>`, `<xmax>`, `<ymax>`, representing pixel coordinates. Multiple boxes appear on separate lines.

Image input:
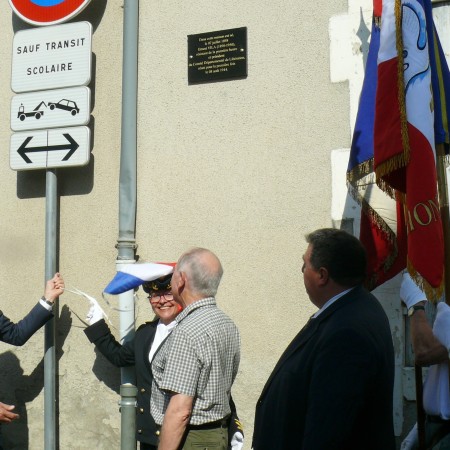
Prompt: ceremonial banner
<box><xmin>348</xmin><ymin>0</ymin><xmax>450</xmax><ymax>300</ymax></box>
<box><xmin>376</xmin><ymin>0</ymin><xmax>444</xmax><ymax>298</ymax></box>
<box><xmin>348</xmin><ymin>15</ymin><xmax>407</xmax><ymax>289</ymax></box>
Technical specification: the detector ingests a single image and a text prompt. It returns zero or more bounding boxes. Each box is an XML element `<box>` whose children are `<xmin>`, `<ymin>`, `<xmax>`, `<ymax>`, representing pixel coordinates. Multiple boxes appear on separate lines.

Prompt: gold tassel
<box><xmin>407</xmin><ymin>260</ymin><xmax>444</xmax><ymax>303</ymax></box>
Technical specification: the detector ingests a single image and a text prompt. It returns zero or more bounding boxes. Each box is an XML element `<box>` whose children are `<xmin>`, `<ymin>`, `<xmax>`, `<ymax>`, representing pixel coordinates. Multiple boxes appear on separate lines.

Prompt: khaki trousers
<box><xmin>181</xmin><ymin>426</ymin><xmax>228</xmax><ymax>450</ymax></box>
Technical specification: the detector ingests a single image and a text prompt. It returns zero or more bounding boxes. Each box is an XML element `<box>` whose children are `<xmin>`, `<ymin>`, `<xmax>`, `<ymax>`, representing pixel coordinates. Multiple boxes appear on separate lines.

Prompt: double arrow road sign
<box><xmin>10</xmin><ymin>126</ymin><xmax>90</xmax><ymax>171</ymax></box>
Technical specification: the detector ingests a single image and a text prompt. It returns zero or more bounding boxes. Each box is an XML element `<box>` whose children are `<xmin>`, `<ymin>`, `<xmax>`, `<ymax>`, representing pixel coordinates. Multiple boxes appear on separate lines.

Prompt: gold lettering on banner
<box><xmin>405</xmin><ymin>197</ymin><xmax>440</xmax><ymax>233</ymax></box>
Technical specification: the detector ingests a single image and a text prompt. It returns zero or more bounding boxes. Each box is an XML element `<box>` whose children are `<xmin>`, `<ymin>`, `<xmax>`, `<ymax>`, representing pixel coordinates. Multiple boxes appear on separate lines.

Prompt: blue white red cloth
<box><xmin>348</xmin><ymin>0</ymin><xmax>450</xmax><ymax>299</ymax></box>
<box><xmin>374</xmin><ymin>0</ymin><xmax>445</xmax><ymax>299</ymax></box>
<box><xmin>104</xmin><ymin>262</ymin><xmax>175</xmax><ymax>295</ymax></box>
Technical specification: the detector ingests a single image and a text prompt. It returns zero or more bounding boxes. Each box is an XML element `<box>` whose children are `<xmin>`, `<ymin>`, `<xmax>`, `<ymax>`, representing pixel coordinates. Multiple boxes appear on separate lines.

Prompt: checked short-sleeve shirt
<box><xmin>151</xmin><ymin>297</ymin><xmax>240</xmax><ymax>425</ymax></box>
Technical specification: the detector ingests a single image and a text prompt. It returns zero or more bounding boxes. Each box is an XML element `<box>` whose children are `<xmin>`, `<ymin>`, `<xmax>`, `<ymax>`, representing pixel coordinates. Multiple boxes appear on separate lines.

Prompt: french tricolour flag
<box><xmin>104</xmin><ymin>262</ymin><xmax>176</xmax><ymax>295</ymax></box>
<box><xmin>374</xmin><ymin>0</ymin><xmax>444</xmax><ymax>298</ymax></box>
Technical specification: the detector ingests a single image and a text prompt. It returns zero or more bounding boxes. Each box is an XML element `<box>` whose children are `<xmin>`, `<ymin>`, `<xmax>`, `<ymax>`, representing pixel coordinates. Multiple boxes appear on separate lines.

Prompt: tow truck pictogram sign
<box><xmin>11</xmin><ymin>86</ymin><xmax>90</xmax><ymax>131</ymax></box>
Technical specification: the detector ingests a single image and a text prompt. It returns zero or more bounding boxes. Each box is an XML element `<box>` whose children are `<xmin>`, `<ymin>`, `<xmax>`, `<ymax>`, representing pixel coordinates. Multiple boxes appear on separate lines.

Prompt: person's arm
<box><xmin>228</xmin><ymin>396</ymin><xmax>244</xmax><ymax>450</ymax></box>
<box><xmin>410</xmin><ymin>306</ymin><xmax>447</xmax><ymax>365</ymax></box>
<box><xmin>0</xmin><ymin>273</ymin><xmax>64</xmax><ymax>346</ymax></box>
<box><xmin>431</xmin><ymin>302</ymin><xmax>450</xmax><ymax>360</ymax></box>
<box><xmin>0</xmin><ymin>402</ymin><xmax>19</xmax><ymax>423</ymax></box>
<box><xmin>84</xmin><ymin>319</ymin><xmax>135</xmax><ymax>367</ymax></box>
<box><xmin>400</xmin><ymin>272</ymin><xmax>447</xmax><ymax>365</ymax></box>
<box><xmin>158</xmin><ymin>392</ymin><xmax>193</xmax><ymax>450</ymax></box>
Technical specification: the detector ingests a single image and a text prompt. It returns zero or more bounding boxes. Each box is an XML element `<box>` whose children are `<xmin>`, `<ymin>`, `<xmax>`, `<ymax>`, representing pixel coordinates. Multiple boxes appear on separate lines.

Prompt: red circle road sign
<box><xmin>8</xmin><ymin>0</ymin><xmax>92</xmax><ymax>26</ymax></box>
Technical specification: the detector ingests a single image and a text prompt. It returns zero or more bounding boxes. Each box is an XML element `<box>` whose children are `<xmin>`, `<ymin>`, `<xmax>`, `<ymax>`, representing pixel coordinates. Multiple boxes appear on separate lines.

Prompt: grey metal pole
<box><xmin>118</xmin><ymin>0</ymin><xmax>139</xmax><ymax>449</ymax></box>
<box><xmin>119</xmin><ymin>384</ymin><xmax>139</xmax><ymax>450</ymax></box>
<box><xmin>44</xmin><ymin>169</ymin><xmax>58</xmax><ymax>450</ymax></box>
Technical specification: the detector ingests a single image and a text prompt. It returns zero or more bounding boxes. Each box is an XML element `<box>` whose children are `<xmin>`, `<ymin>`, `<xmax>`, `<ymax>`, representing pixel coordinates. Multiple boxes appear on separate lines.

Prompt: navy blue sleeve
<box><xmin>0</xmin><ymin>303</ymin><xmax>53</xmax><ymax>346</ymax></box>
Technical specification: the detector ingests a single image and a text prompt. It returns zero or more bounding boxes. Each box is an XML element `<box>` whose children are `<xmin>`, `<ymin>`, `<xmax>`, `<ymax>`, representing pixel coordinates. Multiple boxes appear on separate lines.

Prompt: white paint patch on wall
<box><xmin>329</xmin><ymin>0</ymin><xmax>372</xmax><ymax>138</ymax></box>
<box><xmin>330</xmin><ymin>148</ymin><xmax>359</xmax><ymax>224</ymax></box>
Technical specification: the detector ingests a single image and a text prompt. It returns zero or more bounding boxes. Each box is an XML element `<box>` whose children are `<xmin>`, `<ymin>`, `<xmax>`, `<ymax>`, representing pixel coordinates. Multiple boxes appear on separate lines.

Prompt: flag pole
<box><xmin>436</xmin><ymin>141</ymin><xmax>450</xmax><ymax>435</ymax></box>
<box><xmin>413</xmin><ymin>145</ymin><xmax>449</xmax><ymax>449</ymax></box>
<box><xmin>414</xmin><ymin>362</ymin><xmax>426</xmax><ymax>449</ymax></box>
<box><xmin>416</xmin><ymin>142</ymin><xmax>450</xmax><ymax>450</ymax></box>
<box><xmin>436</xmin><ymin>143</ymin><xmax>450</xmax><ymax>305</ymax></box>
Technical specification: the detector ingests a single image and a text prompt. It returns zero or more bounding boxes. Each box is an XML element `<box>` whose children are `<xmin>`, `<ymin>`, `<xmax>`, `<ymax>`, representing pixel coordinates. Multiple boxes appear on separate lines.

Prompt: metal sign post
<box><xmin>8</xmin><ymin>17</ymin><xmax>93</xmax><ymax>449</ymax></box>
<box><xmin>44</xmin><ymin>169</ymin><xmax>58</xmax><ymax>450</ymax></box>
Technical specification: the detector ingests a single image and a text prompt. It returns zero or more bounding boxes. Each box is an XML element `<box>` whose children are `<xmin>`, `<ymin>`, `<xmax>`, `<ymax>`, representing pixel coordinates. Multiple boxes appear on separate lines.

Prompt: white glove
<box><xmin>400</xmin><ymin>273</ymin><xmax>427</xmax><ymax>309</ymax></box>
<box><xmin>85</xmin><ymin>295</ymin><xmax>106</xmax><ymax>325</ymax></box>
<box><xmin>433</xmin><ymin>302</ymin><xmax>450</xmax><ymax>350</ymax></box>
<box><xmin>230</xmin><ymin>431</ymin><xmax>244</xmax><ymax>450</ymax></box>
<box><xmin>400</xmin><ymin>423</ymin><xmax>418</xmax><ymax>450</ymax></box>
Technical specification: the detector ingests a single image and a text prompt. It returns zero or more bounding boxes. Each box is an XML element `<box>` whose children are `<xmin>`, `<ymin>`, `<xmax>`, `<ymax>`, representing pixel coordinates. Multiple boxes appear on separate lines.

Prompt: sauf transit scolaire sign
<box><xmin>11</xmin><ymin>21</ymin><xmax>92</xmax><ymax>93</ymax></box>
<box><xmin>8</xmin><ymin>0</ymin><xmax>92</xmax><ymax>26</ymax></box>
<box><xmin>9</xmin><ymin>21</ymin><xmax>93</xmax><ymax>170</ymax></box>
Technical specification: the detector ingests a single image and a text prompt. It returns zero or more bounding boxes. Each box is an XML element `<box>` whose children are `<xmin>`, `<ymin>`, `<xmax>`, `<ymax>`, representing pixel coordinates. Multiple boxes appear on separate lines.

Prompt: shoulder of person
<box><xmin>136</xmin><ymin>318</ymin><xmax>159</xmax><ymax>331</ymax></box>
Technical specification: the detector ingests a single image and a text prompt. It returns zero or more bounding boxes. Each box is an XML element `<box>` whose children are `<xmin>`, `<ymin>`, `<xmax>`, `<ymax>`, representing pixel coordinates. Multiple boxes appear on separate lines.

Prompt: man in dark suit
<box><xmin>0</xmin><ymin>273</ymin><xmax>64</xmax><ymax>423</ymax></box>
<box><xmin>252</xmin><ymin>228</ymin><xmax>395</xmax><ymax>450</ymax></box>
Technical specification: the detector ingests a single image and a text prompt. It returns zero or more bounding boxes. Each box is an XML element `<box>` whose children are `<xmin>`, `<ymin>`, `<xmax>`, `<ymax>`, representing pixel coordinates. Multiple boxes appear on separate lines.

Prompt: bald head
<box><xmin>176</xmin><ymin>248</ymin><xmax>223</xmax><ymax>298</ymax></box>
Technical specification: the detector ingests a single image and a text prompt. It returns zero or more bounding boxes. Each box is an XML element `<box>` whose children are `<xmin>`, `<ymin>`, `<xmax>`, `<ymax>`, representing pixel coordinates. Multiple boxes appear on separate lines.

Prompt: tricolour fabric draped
<box><xmin>347</xmin><ymin>0</ymin><xmax>450</xmax><ymax>301</ymax></box>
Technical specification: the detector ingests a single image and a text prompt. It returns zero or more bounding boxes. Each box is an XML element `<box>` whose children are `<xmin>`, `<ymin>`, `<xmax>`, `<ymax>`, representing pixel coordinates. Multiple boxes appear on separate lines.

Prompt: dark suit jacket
<box><xmin>0</xmin><ymin>303</ymin><xmax>53</xmax><ymax>346</ymax></box>
<box><xmin>253</xmin><ymin>285</ymin><xmax>395</xmax><ymax>450</ymax></box>
<box><xmin>84</xmin><ymin>318</ymin><xmax>159</xmax><ymax>446</ymax></box>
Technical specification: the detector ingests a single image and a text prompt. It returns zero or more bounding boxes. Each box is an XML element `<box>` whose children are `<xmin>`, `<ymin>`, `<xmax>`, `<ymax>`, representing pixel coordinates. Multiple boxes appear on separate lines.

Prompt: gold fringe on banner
<box><xmin>365</xmin><ymin>203</ymin><xmax>399</xmax><ymax>291</ymax></box>
<box><xmin>346</xmin><ymin>159</ymin><xmax>373</xmax><ymax>185</ymax></box>
<box><xmin>375</xmin><ymin>178</ymin><xmax>397</xmax><ymax>200</ymax></box>
<box><xmin>394</xmin><ymin>0</ymin><xmax>411</xmax><ymax>168</ymax></box>
<box><xmin>374</xmin><ymin>0</ymin><xmax>411</xmax><ymax>193</ymax></box>
<box><xmin>407</xmin><ymin>259</ymin><xmax>444</xmax><ymax>303</ymax></box>
<box><xmin>375</xmin><ymin>15</ymin><xmax>381</xmax><ymax>28</ymax></box>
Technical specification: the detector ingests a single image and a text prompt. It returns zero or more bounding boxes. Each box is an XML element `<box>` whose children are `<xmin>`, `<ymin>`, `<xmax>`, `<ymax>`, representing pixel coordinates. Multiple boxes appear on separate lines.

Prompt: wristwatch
<box><xmin>408</xmin><ymin>304</ymin><xmax>425</xmax><ymax>317</ymax></box>
<box><xmin>41</xmin><ymin>296</ymin><xmax>54</xmax><ymax>307</ymax></box>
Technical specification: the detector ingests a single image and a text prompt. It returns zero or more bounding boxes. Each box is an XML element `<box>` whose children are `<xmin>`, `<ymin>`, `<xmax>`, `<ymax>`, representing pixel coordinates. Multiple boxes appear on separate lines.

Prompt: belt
<box><xmin>188</xmin><ymin>418</ymin><xmax>228</xmax><ymax>430</ymax></box>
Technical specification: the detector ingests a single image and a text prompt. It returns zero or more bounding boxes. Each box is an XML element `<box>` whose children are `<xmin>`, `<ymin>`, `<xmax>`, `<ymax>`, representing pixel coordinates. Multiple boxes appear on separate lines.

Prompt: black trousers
<box><xmin>140</xmin><ymin>442</ymin><xmax>157</xmax><ymax>450</ymax></box>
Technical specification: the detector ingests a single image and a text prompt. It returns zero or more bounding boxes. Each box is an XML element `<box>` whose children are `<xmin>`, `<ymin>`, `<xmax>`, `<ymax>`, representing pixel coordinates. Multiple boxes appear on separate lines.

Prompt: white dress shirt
<box><xmin>312</xmin><ymin>287</ymin><xmax>354</xmax><ymax>318</ymax></box>
<box><xmin>148</xmin><ymin>319</ymin><xmax>177</xmax><ymax>362</ymax></box>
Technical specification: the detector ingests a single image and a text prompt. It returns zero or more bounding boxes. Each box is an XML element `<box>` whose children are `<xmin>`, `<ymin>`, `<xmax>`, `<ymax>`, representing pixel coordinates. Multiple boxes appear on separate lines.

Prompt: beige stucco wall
<box><xmin>0</xmin><ymin>0</ymin><xmax>349</xmax><ymax>448</ymax></box>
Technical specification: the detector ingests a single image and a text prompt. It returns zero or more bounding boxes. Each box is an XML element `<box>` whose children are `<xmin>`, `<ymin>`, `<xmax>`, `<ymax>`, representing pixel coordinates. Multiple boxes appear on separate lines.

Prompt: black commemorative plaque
<box><xmin>188</xmin><ymin>27</ymin><xmax>247</xmax><ymax>84</ymax></box>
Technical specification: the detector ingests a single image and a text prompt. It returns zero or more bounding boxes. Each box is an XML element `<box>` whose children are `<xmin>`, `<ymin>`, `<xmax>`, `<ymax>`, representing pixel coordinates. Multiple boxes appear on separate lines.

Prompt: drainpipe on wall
<box><xmin>117</xmin><ymin>0</ymin><xmax>139</xmax><ymax>449</ymax></box>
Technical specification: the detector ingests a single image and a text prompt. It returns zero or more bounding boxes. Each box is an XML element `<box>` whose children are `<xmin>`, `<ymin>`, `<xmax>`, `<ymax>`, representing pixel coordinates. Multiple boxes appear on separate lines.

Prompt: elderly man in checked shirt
<box><xmin>151</xmin><ymin>247</ymin><xmax>241</xmax><ymax>450</ymax></box>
